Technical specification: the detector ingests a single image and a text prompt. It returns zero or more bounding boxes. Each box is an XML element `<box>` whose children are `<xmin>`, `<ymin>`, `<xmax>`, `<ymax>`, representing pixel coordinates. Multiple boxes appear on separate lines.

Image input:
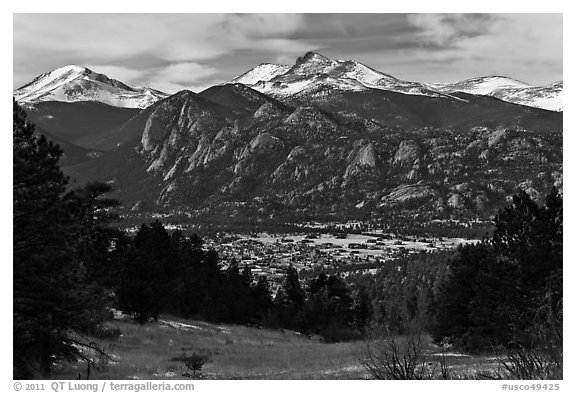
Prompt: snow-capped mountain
<box><xmin>489</xmin><ymin>81</ymin><xmax>563</xmax><ymax>112</ymax></box>
<box><xmin>14</xmin><ymin>65</ymin><xmax>168</xmax><ymax>109</ymax></box>
<box><xmin>232</xmin><ymin>63</ymin><xmax>292</xmax><ymax>85</ymax></box>
<box><xmin>230</xmin><ymin>52</ymin><xmax>451</xmax><ymax>99</ymax></box>
<box><xmin>232</xmin><ymin>54</ymin><xmax>562</xmax><ymax>111</ymax></box>
<box><xmin>429</xmin><ymin>76</ymin><xmax>531</xmax><ymax>95</ymax></box>
<box><xmin>431</xmin><ymin>76</ymin><xmax>562</xmax><ymax>112</ymax></box>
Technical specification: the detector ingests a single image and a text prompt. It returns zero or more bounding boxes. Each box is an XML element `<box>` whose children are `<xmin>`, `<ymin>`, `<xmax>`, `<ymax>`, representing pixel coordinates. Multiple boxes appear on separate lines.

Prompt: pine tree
<box><xmin>353</xmin><ymin>286</ymin><xmax>373</xmax><ymax>330</ymax></box>
<box><xmin>13</xmin><ymin>100</ymin><xmax>110</xmax><ymax>378</ymax></box>
<box><xmin>253</xmin><ymin>276</ymin><xmax>273</xmax><ymax>320</ymax></box>
<box><xmin>433</xmin><ymin>189</ymin><xmax>563</xmax><ymax>350</ymax></box>
<box><xmin>283</xmin><ymin>265</ymin><xmax>305</xmax><ymax>306</ymax></box>
<box><xmin>68</xmin><ymin>182</ymin><xmax>125</xmax><ymax>289</ymax></box>
<box><xmin>117</xmin><ymin>221</ymin><xmax>176</xmax><ymax>323</ymax></box>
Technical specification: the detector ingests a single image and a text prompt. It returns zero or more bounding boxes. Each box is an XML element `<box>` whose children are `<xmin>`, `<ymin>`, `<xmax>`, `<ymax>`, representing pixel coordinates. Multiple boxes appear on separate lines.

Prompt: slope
<box><xmin>22</xmin><ymin>101</ymin><xmax>140</xmax><ymax>151</ymax></box>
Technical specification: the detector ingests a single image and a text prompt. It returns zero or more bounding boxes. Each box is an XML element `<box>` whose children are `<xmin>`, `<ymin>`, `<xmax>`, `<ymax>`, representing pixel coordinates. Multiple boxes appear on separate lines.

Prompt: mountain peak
<box><xmin>172</xmin><ymin>89</ymin><xmax>198</xmax><ymax>98</ymax></box>
<box><xmin>55</xmin><ymin>64</ymin><xmax>88</xmax><ymax>74</ymax></box>
<box><xmin>295</xmin><ymin>52</ymin><xmax>331</xmax><ymax>66</ymax></box>
<box><xmin>14</xmin><ymin>65</ymin><xmax>168</xmax><ymax>109</ymax></box>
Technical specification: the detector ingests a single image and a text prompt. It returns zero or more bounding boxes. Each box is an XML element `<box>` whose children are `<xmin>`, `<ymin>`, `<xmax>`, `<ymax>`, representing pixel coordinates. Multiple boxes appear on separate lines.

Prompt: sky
<box><xmin>13</xmin><ymin>13</ymin><xmax>563</xmax><ymax>94</ymax></box>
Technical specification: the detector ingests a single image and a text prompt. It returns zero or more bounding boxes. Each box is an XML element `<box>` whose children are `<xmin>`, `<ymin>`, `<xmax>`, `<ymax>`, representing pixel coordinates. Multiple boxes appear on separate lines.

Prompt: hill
<box><xmin>22</xmin><ymin>101</ymin><xmax>140</xmax><ymax>151</ymax></box>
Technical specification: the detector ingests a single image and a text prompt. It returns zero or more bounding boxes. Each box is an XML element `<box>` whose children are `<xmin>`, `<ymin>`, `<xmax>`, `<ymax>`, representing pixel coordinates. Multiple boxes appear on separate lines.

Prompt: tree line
<box><xmin>107</xmin><ymin>220</ymin><xmax>370</xmax><ymax>341</ymax></box>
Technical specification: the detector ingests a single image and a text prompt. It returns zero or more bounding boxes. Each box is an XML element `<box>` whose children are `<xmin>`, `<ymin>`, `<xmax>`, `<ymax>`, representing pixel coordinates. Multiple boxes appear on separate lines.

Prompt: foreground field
<box><xmin>51</xmin><ymin>315</ymin><xmax>506</xmax><ymax>380</ymax></box>
<box><xmin>53</xmin><ymin>316</ymin><xmax>367</xmax><ymax>379</ymax></box>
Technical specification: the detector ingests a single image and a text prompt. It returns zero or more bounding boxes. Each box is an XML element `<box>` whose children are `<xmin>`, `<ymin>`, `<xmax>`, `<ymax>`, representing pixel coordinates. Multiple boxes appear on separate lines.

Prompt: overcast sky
<box><xmin>13</xmin><ymin>13</ymin><xmax>563</xmax><ymax>94</ymax></box>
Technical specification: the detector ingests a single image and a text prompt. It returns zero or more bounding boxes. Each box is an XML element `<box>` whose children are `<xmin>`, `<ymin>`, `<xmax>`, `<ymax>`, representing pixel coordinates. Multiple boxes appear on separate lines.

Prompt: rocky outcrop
<box><xmin>380</xmin><ymin>184</ymin><xmax>437</xmax><ymax>205</ymax></box>
<box><xmin>393</xmin><ymin>140</ymin><xmax>421</xmax><ymax>167</ymax></box>
<box><xmin>344</xmin><ymin>142</ymin><xmax>377</xmax><ymax>179</ymax></box>
<box><xmin>234</xmin><ymin>133</ymin><xmax>284</xmax><ymax>174</ymax></box>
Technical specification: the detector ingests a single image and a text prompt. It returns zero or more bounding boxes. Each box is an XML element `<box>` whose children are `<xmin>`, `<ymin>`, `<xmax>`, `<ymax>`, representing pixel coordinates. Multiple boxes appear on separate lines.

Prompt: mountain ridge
<box><xmin>229</xmin><ymin>52</ymin><xmax>562</xmax><ymax>112</ymax></box>
<box><xmin>431</xmin><ymin>76</ymin><xmax>562</xmax><ymax>112</ymax></box>
<box><xmin>14</xmin><ymin>52</ymin><xmax>562</xmax><ymax>223</ymax></box>
<box><xmin>15</xmin><ymin>54</ymin><xmax>563</xmax><ymax>112</ymax></box>
<box><xmin>62</xmin><ymin>79</ymin><xmax>562</xmax><ymax>223</ymax></box>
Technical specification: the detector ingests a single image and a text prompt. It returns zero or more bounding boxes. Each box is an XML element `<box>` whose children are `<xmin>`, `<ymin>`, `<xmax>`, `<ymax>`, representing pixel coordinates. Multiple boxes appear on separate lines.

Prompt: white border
<box><xmin>3</xmin><ymin>2</ymin><xmax>572</xmax><ymax>392</ymax></box>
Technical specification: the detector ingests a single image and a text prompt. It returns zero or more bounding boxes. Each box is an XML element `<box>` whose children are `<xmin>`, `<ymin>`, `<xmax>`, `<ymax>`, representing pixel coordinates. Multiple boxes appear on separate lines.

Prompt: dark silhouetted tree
<box><xmin>117</xmin><ymin>221</ymin><xmax>177</xmax><ymax>323</ymax></box>
<box><xmin>433</xmin><ymin>189</ymin><xmax>562</xmax><ymax>350</ymax></box>
<box><xmin>13</xmin><ymin>100</ymin><xmax>111</xmax><ymax>378</ymax></box>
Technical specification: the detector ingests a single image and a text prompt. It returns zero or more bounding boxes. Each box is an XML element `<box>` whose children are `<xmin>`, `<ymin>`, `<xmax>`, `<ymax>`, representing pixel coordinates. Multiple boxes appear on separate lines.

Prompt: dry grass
<box><xmin>51</xmin><ymin>315</ymin><xmax>524</xmax><ymax>380</ymax></box>
<box><xmin>359</xmin><ymin>330</ymin><xmax>507</xmax><ymax>380</ymax></box>
<box><xmin>51</xmin><ymin>316</ymin><xmax>365</xmax><ymax>380</ymax></box>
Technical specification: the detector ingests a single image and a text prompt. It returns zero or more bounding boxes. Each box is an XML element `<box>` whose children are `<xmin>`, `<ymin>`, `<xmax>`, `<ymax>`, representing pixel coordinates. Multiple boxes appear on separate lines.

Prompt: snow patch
<box><xmin>232</xmin><ymin>63</ymin><xmax>291</xmax><ymax>85</ymax></box>
<box><xmin>159</xmin><ymin>320</ymin><xmax>204</xmax><ymax>331</ymax></box>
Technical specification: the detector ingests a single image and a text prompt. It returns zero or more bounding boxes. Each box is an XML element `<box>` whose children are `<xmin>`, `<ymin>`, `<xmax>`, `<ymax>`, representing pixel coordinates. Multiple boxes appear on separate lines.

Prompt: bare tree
<box><xmin>360</xmin><ymin>323</ymin><xmax>433</xmax><ymax>380</ymax></box>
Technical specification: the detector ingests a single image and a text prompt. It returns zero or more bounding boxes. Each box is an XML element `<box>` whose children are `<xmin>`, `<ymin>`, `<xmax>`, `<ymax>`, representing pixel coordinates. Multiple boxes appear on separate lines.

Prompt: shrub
<box><xmin>173</xmin><ymin>352</ymin><xmax>209</xmax><ymax>379</ymax></box>
<box><xmin>360</xmin><ymin>324</ymin><xmax>432</xmax><ymax>380</ymax></box>
<box><xmin>494</xmin><ymin>296</ymin><xmax>562</xmax><ymax>380</ymax></box>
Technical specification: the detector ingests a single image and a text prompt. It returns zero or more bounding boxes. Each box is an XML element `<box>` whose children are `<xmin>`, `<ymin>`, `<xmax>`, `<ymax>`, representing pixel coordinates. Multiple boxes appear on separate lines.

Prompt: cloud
<box><xmin>13</xmin><ymin>14</ymin><xmax>562</xmax><ymax>90</ymax></box>
<box><xmin>13</xmin><ymin>14</ymin><xmax>310</xmax><ymax>65</ymax></box>
<box><xmin>401</xmin><ymin>14</ymin><xmax>562</xmax><ymax>84</ymax></box>
<box><xmin>145</xmin><ymin>62</ymin><xmax>219</xmax><ymax>93</ymax></box>
<box><xmin>221</xmin><ymin>14</ymin><xmax>305</xmax><ymax>39</ymax></box>
<box><xmin>14</xmin><ymin>14</ymin><xmax>230</xmax><ymax>64</ymax></box>
<box><xmin>13</xmin><ymin>13</ymin><xmax>316</xmax><ymax>89</ymax></box>
<box><xmin>153</xmin><ymin>63</ymin><xmax>218</xmax><ymax>85</ymax></box>
<box><xmin>407</xmin><ymin>13</ymin><xmax>496</xmax><ymax>46</ymax></box>
<box><xmin>146</xmin><ymin>80</ymin><xmax>217</xmax><ymax>94</ymax></box>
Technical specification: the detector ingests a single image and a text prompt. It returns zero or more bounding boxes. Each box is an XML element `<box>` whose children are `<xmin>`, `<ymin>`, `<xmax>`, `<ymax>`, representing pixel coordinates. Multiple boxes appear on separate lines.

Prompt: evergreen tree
<box><xmin>272</xmin><ymin>266</ymin><xmax>305</xmax><ymax>329</ymax></box>
<box><xmin>173</xmin><ymin>232</ymin><xmax>218</xmax><ymax>318</ymax></box>
<box><xmin>301</xmin><ymin>273</ymin><xmax>356</xmax><ymax>340</ymax></box>
<box><xmin>252</xmin><ymin>276</ymin><xmax>273</xmax><ymax>321</ymax></box>
<box><xmin>492</xmin><ymin>188</ymin><xmax>562</xmax><ymax>302</ymax></box>
<box><xmin>68</xmin><ymin>182</ymin><xmax>125</xmax><ymax>289</ymax></box>
<box><xmin>241</xmin><ymin>265</ymin><xmax>253</xmax><ymax>287</ymax></box>
<box><xmin>433</xmin><ymin>189</ymin><xmax>563</xmax><ymax>350</ymax></box>
<box><xmin>117</xmin><ymin>221</ymin><xmax>176</xmax><ymax>323</ymax></box>
<box><xmin>283</xmin><ymin>265</ymin><xmax>305</xmax><ymax>306</ymax></box>
<box><xmin>353</xmin><ymin>286</ymin><xmax>373</xmax><ymax>330</ymax></box>
<box><xmin>13</xmin><ymin>100</ymin><xmax>110</xmax><ymax>378</ymax></box>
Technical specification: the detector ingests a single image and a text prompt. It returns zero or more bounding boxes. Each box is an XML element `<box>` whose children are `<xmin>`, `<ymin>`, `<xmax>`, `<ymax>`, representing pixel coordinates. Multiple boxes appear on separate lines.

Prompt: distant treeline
<box><xmin>120</xmin><ymin>214</ymin><xmax>493</xmax><ymax>241</ymax></box>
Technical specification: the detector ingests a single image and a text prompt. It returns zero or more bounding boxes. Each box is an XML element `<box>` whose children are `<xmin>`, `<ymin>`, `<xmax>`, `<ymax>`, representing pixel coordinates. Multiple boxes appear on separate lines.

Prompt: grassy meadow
<box><xmin>49</xmin><ymin>315</ymin><xmax>508</xmax><ymax>380</ymax></box>
<box><xmin>53</xmin><ymin>316</ymin><xmax>366</xmax><ymax>380</ymax></box>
